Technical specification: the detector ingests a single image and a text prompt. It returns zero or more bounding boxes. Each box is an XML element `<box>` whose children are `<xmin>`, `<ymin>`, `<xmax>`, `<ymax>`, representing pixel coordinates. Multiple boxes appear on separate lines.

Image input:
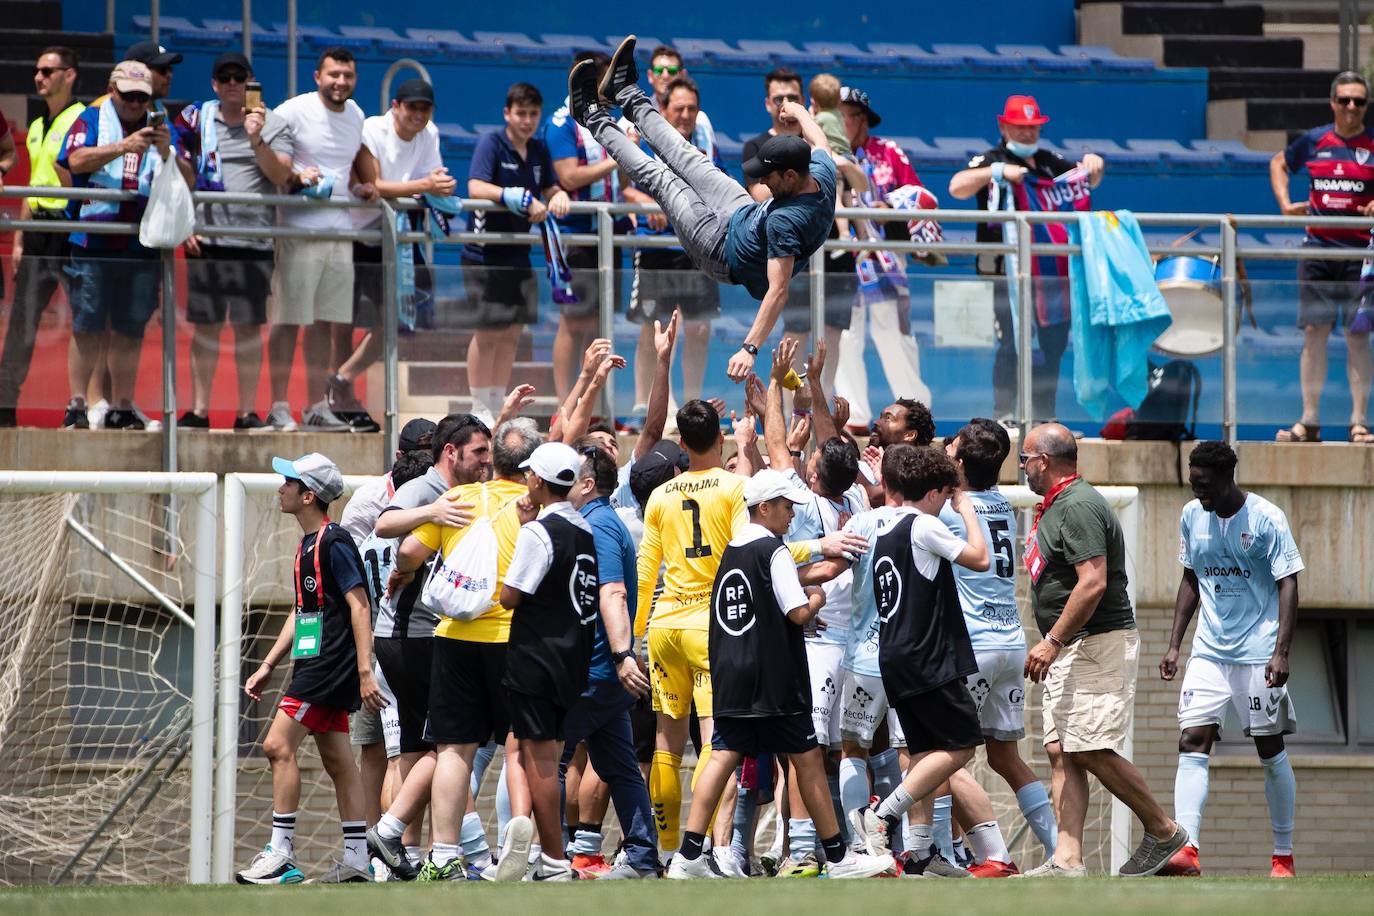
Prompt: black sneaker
<box><xmin>178</xmin><ymin>410</ymin><xmax>210</xmax><ymax>429</ymax></box>
<box><xmin>599</xmin><ymin>35</ymin><xmax>639</xmax><ymax>103</ymax></box>
<box><xmin>366</xmin><ymin>825</ymin><xmax>418</xmax><ymax>880</ymax></box>
<box><xmin>337</xmin><ymin>410</ymin><xmax>381</xmax><ymax>433</ymax></box>
<box><xmin>0</xmin><ymin>408</ymin><xmax>15</xmax><ymax>428</ymax></box>
<box><xmin>104</xmin><ymin>408</ymin><xmax>146</xmax><ymax>430</ymax></box>
<box><xmin>568</xmin><ymin>59</ymin><xmax>608</xmax><ymax>128</ymax></box>
<box><xmin>62</xmin><ymin>398</ymin><xmax>89</xmax><ymax>429</ymax></box>
<box><xmin>233</xmin><ymin>412</ymin><xmax>266</xmax><ymax>431</ymax></box>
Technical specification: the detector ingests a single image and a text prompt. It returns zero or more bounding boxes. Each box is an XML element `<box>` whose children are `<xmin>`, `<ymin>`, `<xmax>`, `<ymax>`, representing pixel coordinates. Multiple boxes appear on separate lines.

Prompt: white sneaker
<box><xmin>525</xmin><ymin>852</ymin><xmax>575</xmax><ymax>882</ymax></box>
<box><xmin>849</xmin><ymin>804</ymin><xmax>893</xmax><ymax>857</ymax></box>
<box><xmin>235</xmin><ymin>844</ymin><xmax>305</xmax><ymax>885</ymax></box>
<box><xmin>826</xmin><ymin>851</ymin><xmax>898</xmax><ymax>879</ymax></box>
<box><xmin>302</xmin><ymin>399</ymin><xmax>350</xmax><ymax>432</ymax></box>
<box><xmin>133</xmin><ymin>404</ymin><xmax>162</xmax><ymax>432</ymax></box>
<box><xmin>666</xmin><ymin>853</ymin><xmax>724</xmax><ymax>880</ymax></box>
<box><xmin>495</xmin><ymin>815</ymin><xmax>533</xmax><ymax>882</ymax></box>
<box><xmin>308</xmin><ymin>858</ymin><xmax>373</xmax><ymax>883</ymax></box>
<box><xmin>86</xmin><ymin>398</ymin><xmax>109</xmax><ymax>429</ymax></box>
<box><xmin>712</xmin><ymin>847</ymin><xmax>747</xmax><ymax>878</ymax></box>
<box><xmin>266</xmin><ymin>401</ymin><xmax>298</xmax><ymax>431</ymax></box>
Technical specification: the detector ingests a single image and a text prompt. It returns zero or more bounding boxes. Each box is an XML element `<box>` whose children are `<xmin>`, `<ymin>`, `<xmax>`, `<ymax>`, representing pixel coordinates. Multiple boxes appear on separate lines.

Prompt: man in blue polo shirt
<box><xmin>463</xmin><ymin>82</ymin><xmax>569</xmax><ymax>425</ymax></box>
<box><xmin>570</xmin><ymin>35</ymin><xmax>838</xmax><ymax>386</ymax></box>
<box><xmin>565</xmin><ymin>445</ymin><xmax>658</xmax><ymax>879</ymax></box>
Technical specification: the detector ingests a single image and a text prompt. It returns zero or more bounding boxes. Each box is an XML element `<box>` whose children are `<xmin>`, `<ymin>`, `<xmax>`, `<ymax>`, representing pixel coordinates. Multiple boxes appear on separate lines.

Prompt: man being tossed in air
<box><xmin>569</xmin><ymin>35</ymin><xmax>839</xmax><ymax>383</ymax></box>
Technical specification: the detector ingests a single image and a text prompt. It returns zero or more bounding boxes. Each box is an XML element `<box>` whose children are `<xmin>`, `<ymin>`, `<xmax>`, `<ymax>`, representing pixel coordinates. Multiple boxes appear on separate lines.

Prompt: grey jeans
<box><xmin>589</xmin><ymin>88</ymin><xmax>751</xmax><ymax>284</ymax></box>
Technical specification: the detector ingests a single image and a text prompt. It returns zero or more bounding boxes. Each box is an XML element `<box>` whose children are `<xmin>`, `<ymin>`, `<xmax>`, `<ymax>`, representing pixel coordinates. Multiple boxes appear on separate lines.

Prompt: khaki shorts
<box><xmin>1042</xmin><ymin>628</ymin><xmax>1138</xmax><ymax>753</ymax></box>
<box><xmin>270</xmin><ymin>238</ymin><xmax>354</xmax><ymax>325</ymax></box>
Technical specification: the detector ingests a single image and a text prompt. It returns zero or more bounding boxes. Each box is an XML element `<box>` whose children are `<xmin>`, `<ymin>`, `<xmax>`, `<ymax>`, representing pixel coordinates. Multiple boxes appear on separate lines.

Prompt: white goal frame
<box><xmin>1002</xmin><ymin>484</ymin><xmax>1139</xmax><ymax>874</ymax></box>
<box><xmin>0</xmin><ymin>471</ymin><xmax>218</xmax><ymax>884</ymax></box>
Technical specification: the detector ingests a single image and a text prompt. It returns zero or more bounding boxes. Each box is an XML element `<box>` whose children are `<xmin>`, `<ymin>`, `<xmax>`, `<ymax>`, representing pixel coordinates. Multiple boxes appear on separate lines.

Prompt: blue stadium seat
<box><xmin>1058</xmin><ymin>45</ymin><xmax>1154</xmax><ymax>73</ymax></box>
<box><xmin>404</xmin><ymin>29</ymin><xmax>507</xmax><ymax>60</ymax></box>
<box><xmin>604</xmin><ymin>36</ymin><xmax>667</xmax><ymax>63</ymax></box>
<box><xmin>865</xmin><ymin>43</ymin><xmax>965</xmax><ymax>71</ymax></box>
<box><xmin>930</xmin><ymin>44</ymin><xmax>1028</xmax><ymax>72</ymax></box>
<box><xmin>130</xmin><ymin>15</ymin><xmax>234</xmax><ymax>47</ymax></box>
<box><xmin>715</xmin><ymin>133</ymin><xmax>744</xmax><ymax>160</ymax></box>
<box><xmin>735</xmin><ymin>40</ymin><xmax>835</xmax><ymax>69</ymax></box>
<box><xmin>471</xmin><ymin>32</ymin><xmax>569</xmax><ymax>62</ymax></box>
<box><xmin>338</xmin><ymin>26</ymin><xmax>440</xmax><ymax>57</ymax></box>
<box><xmin>994</xmin><ymin>44</ymin><xmax>1093</xmax><ymax>73</ymax></box>
<box><xmin>436</xmin><ymin>122</ymin><xmax>479</xmax><ymax>155</ymax></box>
<box><xmin>800</xmin><ymin>41</ymin><xmax>900</xmax><ymax>71</ymax></box>
<box><xmin>670</xmin><ymin>38</ymin><xmax>772</xmax><ymax>69</ymax></box>
<box><xmin>271</xmin><ymin>23</ymin><xmax>374</xmax><ymax>54</ymax></box>
<box><xmin>202</xmin><ymin>18</ymin><xmax>290</xmax><ymax>49</ymax></box>
<box><xmin>539</xmin><ymin>34</ymin><xmax>612</xmax><ymax>55</ymax></box>
<box><xmin>1060</xmin><ymin>137</ymin><xmax>1157</xmax><ymax>167</ymax></box>
<box><xmin>1190</xmin><ymin>139</ymin><xmax>1272</xmax><ymax>166</ymax></box>
<box><xmin>1126</xmin><ymin>139</ymin><xmax>1224</xmax><ymax>168</ymax></box>
<box><xmin>885</xmin><ymin>136</ymin><xmax>965</xmax><ymax>168</ymax></box>
<box><xmin>933</xmin><ymin>136</ymin><xmax>996</xmax><ymax>157</ymax></box>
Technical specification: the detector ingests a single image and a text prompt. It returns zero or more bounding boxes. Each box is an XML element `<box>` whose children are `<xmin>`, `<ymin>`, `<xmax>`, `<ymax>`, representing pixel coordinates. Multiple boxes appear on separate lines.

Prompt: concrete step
<box><xmin>1208</xmin><ymin>66</ymin><xmax>1338</xmax><ymax>101</ymax></box>
<box><xmin>0</xmin><ymin>29</ymin><xmax>114</xmax><ymax>61</ymax></box>
<box><xmin>1123</xmin><ymin>3</ymin><xmax>1265</xmax><ymax>37</ymax></box>
<box><xmin>1162</xmin><ymin>35</ymin><xmax>1304</xmax><ymax>69</ymax></box>
<box><xmin>1242</xmin><ymin>97</ymin><xmax>1334</xmax><ymax>132</ymax></box>
<box><xmin>0</xmin><ymin>0</ymin><xmax>61</xmax><ymax>31</ymax></box>
<box><xmin>0</xmin><ymin>59</ymin><xmax>114</xmax><ymax>100</ymax></box>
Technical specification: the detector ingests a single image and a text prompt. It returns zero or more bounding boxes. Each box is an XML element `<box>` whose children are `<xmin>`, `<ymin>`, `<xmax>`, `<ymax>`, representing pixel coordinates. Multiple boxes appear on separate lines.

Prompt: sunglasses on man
<box><xmin>34</xmin><ymin>65</ymin><xmax>72</xmax><ymax>77</ymax></box>
<box><xmin>1334</xmin><ymin>95</ymin><xmax>1369</xmax><ymax>108</ymax></box>
<box><xmin>650</xmin><ymin>65</ymin><xmax>682</xmax><ymax>76</ymax></box>
<box><xmin>118</xmin><ymin>91</ymin><xmax>151</xmax><ymax>104</ymax></box>
<box><xmin>216</xmin><ymin>70</ymin><xmax>249</xmax><ymax>84</ymax></box>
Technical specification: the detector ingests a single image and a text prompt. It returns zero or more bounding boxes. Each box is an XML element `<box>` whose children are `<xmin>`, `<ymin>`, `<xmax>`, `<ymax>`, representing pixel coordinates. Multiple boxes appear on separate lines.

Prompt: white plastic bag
<box><xmin>138</xmin><ymin>155</ymin><xmax>194</xmax><ymax>248</ymax></box>
<box><xmin>421</xmin><ymin>485</ymin><xmax>500</xmax><ymax>621</ymax></box>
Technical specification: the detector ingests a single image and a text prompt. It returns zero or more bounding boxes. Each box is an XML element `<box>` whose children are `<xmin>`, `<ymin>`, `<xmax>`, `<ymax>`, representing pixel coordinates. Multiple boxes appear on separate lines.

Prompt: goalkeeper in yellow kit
<box><xmin>636</xmin><ymin>399</ymin><xmax>867</xmax><ymax>855</ymax></box>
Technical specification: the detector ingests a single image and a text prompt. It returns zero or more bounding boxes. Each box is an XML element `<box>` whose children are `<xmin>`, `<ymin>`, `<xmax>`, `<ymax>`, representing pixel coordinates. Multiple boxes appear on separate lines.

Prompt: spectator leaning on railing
<box><xmin>332</xmin><ymin>77</ymin><xmax>454</xmax><ymax>435</ymax></box>
<box><xmin>173</xmin><ymin>51</ymin><xmax>295</xmax><ymax>432</ymax></box>
<box><xmin>57</xmin><ymin>60</ymin><xmax>195</xmax><ymax>431</ymax></box>
<box><xmin>1270</xmin><ymin>71</ymin><xmax>1374</xmax><ymax>445</ymax></box>
<box><xmin>0</xmin><ymin>45</ymin><xmax>83</xmax><ymax>428</ymax></box>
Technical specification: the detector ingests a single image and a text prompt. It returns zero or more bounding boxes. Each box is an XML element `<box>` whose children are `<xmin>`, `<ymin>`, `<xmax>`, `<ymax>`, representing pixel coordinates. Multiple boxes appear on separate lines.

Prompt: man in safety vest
<box><xmin>0</xmin><ymin>46</ymin><xmax>85</xmax><ymax>427</ymax></box>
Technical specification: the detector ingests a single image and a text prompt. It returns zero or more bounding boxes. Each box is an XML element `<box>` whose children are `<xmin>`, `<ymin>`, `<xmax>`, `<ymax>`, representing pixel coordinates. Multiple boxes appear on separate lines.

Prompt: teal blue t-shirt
<box><xmin>724</xmin><ymin>149</ymin><xmax>836</xmax><ymax>300</ymax></box>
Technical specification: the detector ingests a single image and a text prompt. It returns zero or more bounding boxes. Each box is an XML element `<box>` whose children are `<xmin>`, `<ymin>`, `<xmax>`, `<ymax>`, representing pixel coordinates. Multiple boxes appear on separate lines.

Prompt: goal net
<box><xmin>0</xmin><ymin>473</ymin><xmax>217</xmax><ymax>885</ymax></box>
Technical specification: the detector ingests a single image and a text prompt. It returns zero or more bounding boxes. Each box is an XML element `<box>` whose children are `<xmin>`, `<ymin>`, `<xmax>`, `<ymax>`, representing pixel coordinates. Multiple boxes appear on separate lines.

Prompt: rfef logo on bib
<box><xmin>714</xmin><ymin>568</ymin><xmax>755</xmax><ymax>636</ymax></box>
<box><xmin>874</xmin><ymin>556</ymin><xmax>902</xmax><ymax>623</ymax></box>
<box><xmin>570</xmin><ymin>554</ymin><xmax>598</xmax><ymax>625</ymax></box>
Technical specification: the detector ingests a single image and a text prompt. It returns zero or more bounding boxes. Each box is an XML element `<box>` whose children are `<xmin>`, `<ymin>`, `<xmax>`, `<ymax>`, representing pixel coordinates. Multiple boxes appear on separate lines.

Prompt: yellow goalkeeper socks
<box><xmin>650</xmin><ymin>750</ymin><xmax>683</xmax><ymax>850</ymax></box>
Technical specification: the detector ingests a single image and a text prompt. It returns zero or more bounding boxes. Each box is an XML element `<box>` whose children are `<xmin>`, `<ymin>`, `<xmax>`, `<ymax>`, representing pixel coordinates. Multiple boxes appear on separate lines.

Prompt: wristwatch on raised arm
<box><xmin>741</xmin><ymin>343</ymin><xmax>759</xmax><ymax>356</ymax></box>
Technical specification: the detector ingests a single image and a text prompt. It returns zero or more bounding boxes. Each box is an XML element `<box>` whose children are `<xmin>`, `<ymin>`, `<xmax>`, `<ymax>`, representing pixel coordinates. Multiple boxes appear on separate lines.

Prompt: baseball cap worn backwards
<box><xmin>399</xmin><ymin>417</ymin><xmax>438</xmax><ymax>452</ymax></box>
<box><xmin>273</xmin><ymin>453</ymin><xmax>345</xmax><ymax>504</ymax></box>
<box><xmin>743</xmin><ymin>134</ymin><xmax>812</xmax><ymax>179</ymax></box>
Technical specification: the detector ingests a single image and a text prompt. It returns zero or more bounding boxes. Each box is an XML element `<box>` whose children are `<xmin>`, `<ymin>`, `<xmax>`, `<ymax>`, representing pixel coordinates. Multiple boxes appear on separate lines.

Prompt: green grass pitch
<box><xmin>3</xmin><ymin>876</ymin><xmax>1372</xmax><ymax>916</ymax></box>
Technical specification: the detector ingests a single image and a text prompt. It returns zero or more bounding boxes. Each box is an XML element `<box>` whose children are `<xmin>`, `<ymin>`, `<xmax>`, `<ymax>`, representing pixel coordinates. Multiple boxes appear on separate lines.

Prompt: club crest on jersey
<box><xmin>1239</xmin><ymin>532</ymin><xmax>1255</xmax><ymax>550</ymax></box>
<box><xmin>1358</xmin><ymin>147</ymin><xmax>1371</xmax><ymax>166</ymax></box>
<box><xmin>570</xmin><ymin>554</ymin><xmax>598</xmax><ymax>625</ymax></box>
<box><xmin>874</xmin><ymin>556</ymin><xmax>902</xmax><ymax>623</ymax></box>
<box><xmin>714</xmin><ymin>568</ymin><xmax>756</xmax><ymax>636</ymax></box>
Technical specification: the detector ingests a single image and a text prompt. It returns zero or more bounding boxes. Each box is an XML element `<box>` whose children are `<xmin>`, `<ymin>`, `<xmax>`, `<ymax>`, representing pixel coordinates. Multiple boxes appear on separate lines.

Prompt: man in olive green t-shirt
<box><xmin>1018</xmin><ymin>423</ymin><xmax>1187</xmax><ymax>879</ymax></box>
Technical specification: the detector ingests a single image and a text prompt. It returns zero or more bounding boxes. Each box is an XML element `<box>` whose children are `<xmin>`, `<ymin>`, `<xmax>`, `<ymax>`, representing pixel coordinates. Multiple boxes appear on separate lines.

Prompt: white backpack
<box><xmin>421</xmin><ymin>484</ymin><xmax>500</xmax><ymax>621</ymax></box>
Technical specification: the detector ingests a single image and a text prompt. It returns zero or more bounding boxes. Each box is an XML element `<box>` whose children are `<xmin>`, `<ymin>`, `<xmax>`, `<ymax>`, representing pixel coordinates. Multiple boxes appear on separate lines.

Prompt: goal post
<box><xmin>0</xmin><ymin>471</ymin><xmax>218</xmax><ymax>885</ymax></box>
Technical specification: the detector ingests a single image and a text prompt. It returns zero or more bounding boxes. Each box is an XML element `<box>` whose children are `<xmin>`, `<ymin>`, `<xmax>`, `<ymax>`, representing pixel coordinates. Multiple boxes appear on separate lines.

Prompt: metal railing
<box><xmin>4</xmin><ymin>184</ymin><xmax>1372</xmax><ymax>468</ymax></box>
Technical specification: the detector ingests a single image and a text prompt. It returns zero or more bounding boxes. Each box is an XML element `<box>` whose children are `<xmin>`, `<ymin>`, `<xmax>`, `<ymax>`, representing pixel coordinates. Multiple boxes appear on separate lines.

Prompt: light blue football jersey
<box><xmin>841</xmin><ymin>505</ymin><xmax>911</xmax><ymax>676</ymax></box>
<box><xmin>939</xmin><ymin>490</ymin><xmax>1025</xmax><ymax>651</ymax></box>
<box><xmin>1179</xmin><ymin>493</ymin><xmax>1303</xmax><ymax>665</ymax></box>
<box><xmin>786</xmin><ymin>471</ymin><xmax>866</xmax><ymax>647</ymax></box>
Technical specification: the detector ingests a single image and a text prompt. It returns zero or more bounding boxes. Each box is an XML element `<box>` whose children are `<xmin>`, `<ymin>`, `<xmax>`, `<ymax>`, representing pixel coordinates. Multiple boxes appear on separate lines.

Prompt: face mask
<box><xmin>1006</xmin><ymin>139</ymin><xmax>1039</xmax><ymax>159</ymax></box>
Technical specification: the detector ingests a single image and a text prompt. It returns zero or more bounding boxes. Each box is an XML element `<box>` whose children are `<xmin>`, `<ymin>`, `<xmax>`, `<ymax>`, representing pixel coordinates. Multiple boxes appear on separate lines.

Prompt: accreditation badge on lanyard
<box><xmin>1023</xmin><ymin>476</ymin><xmax>1078</xmax><ymax>585</ymax></box>
<box><xmin>292</xmin><ymin>520</ymin><xmax>330</xmax><ymax>659</ymax></box>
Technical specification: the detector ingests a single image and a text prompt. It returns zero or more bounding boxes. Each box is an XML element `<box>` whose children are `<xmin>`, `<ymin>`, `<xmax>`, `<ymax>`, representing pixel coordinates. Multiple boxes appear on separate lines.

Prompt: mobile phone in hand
<box><xmin>245</xmin><ymin>80</ymin><xmax>262</xmax><ymax>110</ymax></box>
<box><xmin>147</xmin><ymin>110</ymin><xmax>166</xmax><ymax>129</ymax></box>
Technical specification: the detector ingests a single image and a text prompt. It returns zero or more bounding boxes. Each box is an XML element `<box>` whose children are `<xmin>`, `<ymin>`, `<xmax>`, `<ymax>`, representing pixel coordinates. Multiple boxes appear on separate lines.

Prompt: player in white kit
<box><xmin>1159</xmin><ymin>441</ymin><xmax>1303</xmax><ymax>878</ymax></box>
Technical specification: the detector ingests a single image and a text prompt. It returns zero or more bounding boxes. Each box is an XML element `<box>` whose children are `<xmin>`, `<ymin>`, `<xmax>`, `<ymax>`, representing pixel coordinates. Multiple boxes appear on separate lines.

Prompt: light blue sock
<box><xmin>1174</xmin><ymin>752</ymin><xmax>1210</xmax><ymax>850</ymax></box>
<box><xmin>838</xmin><ymin>756</ymin><xmax>871</xmax><ymax>820</ymax></box>
<box><xmin>932</xmin><ymin>794</ymin><xmax>954</xmax><ymax>860</ymax></box>
<box><xmin>460</xmin><ymin>810</ymin><xmax>491</xmax><ymax>863</ymax></box>
<box><xmin>495</xmin><ymin>762</ymin><xmax>511</xmax><ymax>848</ymax></box>
<box><xmin>573</xmin><ymin>828</ymin><xmax>603</xmax><ymax>857</ymax></box>
<box><xmin>1015</xmin><ymin>781</ymin><xmax>1058</xmax><ymax>857</ymax></box>
<box><xmin>1261</xmin><ymin>750</ymin><xmax>1295</xmax><ymax>855</ymax></box>
<box><xmin>788</xmin><ymin>818</ymin><xmax>817</xmax><ymax>862</ymax></box>
<box><xmin>471</xmin><ymin>741</ymin><xmax>497</xmax><ymax>797</ymax></box>
<box><xmin>870</xmin><ymin>749</ymin><xmax>901</xmax><ymax>802</ymax></box>
<box><xmin>731</xmin><ymin>785</ymin><xmax>757</xmax><ymax>862</ymax></box>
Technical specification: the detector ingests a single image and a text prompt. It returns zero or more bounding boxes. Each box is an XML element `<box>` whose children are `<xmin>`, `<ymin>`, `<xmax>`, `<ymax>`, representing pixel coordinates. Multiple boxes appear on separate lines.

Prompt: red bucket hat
<box><xmin>997</xmin><ymin>94</ymin><xmax>1049</xmax><ymax>126</ymax></box>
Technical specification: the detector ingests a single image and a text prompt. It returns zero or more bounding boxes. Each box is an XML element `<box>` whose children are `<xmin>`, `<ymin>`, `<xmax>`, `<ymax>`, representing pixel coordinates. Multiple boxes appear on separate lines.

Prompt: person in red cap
<box><xmin>949</xmin><ymin>96</ymin><xmax>1105</xmax><ymax>426</ymax></box>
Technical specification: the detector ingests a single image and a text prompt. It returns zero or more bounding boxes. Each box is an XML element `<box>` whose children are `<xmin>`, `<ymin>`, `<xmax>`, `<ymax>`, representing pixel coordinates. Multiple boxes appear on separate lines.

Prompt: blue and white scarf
<box><xmin>190</xmin><ymin>99</ymin><xmax>224</xmax><ymax>191</ymax></box>
<box><xmin>422</xmin><ymin>192</ymin><xmax>463</xmax><ymax>241</ymax></box>
<box><xmin>81</xmin><ymin>97</ymin><xmax>159</xmax><ymax>220</ymax></box>
<box><xmin>540</xmin><ymin>216</ymin><xmax>577</xmax><ymax>305</ymax></box>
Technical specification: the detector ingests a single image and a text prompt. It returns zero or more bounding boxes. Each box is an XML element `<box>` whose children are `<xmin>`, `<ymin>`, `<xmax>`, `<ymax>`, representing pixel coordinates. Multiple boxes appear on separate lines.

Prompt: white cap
<box><xmin>744</xmin><ymin>469</ymin><xmax>810</xmax><ymax>507</ymax></box>
<box><xmin>518</xmin><ymin>441</ymin><xmax>582</xmax><ymax>487</ymax></box>
<box><xmin>272</xmin><ymin>453</ymin><xmax>344</xmax><ymax>503</ymax></box>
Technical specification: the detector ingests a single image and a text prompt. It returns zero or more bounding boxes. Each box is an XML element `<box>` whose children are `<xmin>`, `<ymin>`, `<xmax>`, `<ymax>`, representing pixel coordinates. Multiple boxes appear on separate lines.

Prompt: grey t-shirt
<box><xmin>374</xmin><ymin>466</ymin><xmax>448</xmax><ymax>638</ymax></box>
<box><xmin>186</xmin><ymin>105</ymin><xmax>293</xmax><ymax>249</ymax></box>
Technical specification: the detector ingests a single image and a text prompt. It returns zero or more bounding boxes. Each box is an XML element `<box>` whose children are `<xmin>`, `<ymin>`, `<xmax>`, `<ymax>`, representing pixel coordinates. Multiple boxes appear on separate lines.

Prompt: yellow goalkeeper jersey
<box><xmin>636</xmin><ymin>467</ymin><xmax>814</xmax><ymax>633</ymax></box>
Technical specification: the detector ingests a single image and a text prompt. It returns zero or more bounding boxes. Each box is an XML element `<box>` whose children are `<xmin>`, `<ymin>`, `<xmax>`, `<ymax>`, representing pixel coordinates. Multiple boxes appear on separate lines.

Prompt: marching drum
<box><xmin>1153</xmin><ymin>256</ymin><xmax>1223</xmax><ymax>356</ymax></box>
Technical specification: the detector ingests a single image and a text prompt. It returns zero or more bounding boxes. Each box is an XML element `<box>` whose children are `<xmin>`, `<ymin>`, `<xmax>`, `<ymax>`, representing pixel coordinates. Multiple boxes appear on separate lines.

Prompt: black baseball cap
<box><xmin>629</xmin><ymin>441</ymin><xmax>690</xmax><ymax>508</ymax></box>
<box><xmin>399</xmin><ymin>417</ymin><xmax>437</xmax><ymax>452</ymax></box>
<box><xmin>394</xmin><ymin>78</ymin><xmax>435</xmax><ymax>104</ymax></box>
<box><xmin>125</xmin><ymin>40</ymin><xmax>183</xmax><ymax>69</ymax></box>
<box><xmin>742</xmin><ymin>134</ymin><xmax>812</xmax><ymax>179</ymax></box>
<box><xmin>839</xmin><ymin>85</ymin><xmax>881</xmax><ymax>127</ymax></box>
<box><xmin>212</xmin><ymin>52</ymin><xmax>252</xmax><ymax>78</ymax></box>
